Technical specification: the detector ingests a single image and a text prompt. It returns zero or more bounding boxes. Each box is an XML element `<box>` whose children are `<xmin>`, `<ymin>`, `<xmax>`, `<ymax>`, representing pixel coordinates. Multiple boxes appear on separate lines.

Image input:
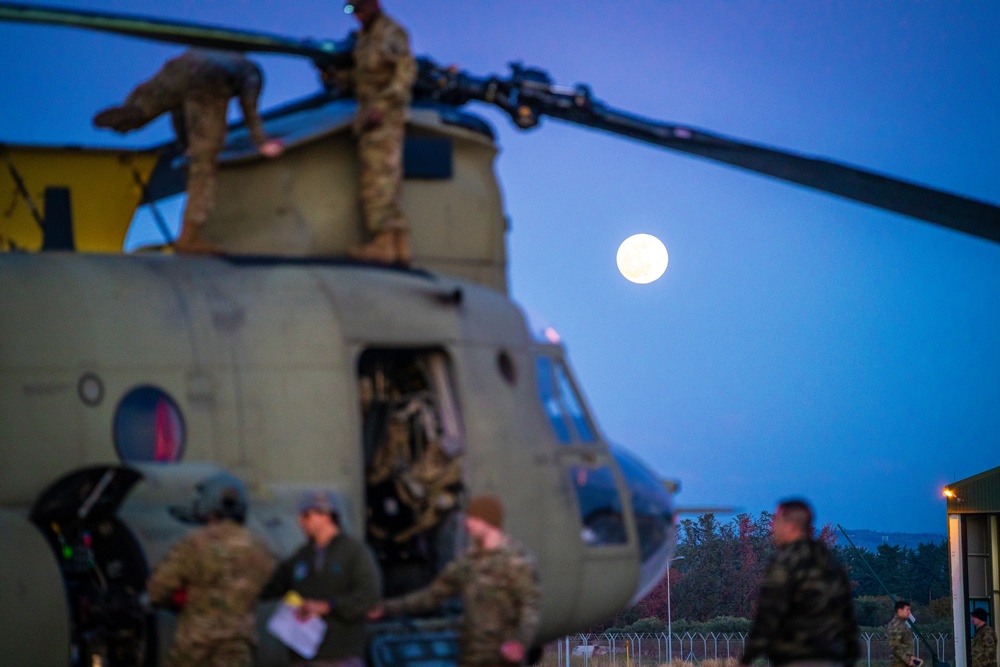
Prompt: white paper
<box><xmin>266</xmin><ymin>602</ymin><xmax>328</xmax><ymax>659</ymax></box>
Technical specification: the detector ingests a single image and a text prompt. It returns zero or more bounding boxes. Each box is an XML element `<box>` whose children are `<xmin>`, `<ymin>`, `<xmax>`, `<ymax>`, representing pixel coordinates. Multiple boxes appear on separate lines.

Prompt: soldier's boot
<box><xmin>173</xmin><ymin>223</ymin><xmax>221</xmax><ymax>255</ymax></box>
<box><xmin>93</xmin><ymin>105</ymin><xmax>148</xmax><ymax>133</ymax></box>
<box><xmin>347</xmin><ymin>231</ymin><xmax>399</xmax><ymax>265</ymax></box>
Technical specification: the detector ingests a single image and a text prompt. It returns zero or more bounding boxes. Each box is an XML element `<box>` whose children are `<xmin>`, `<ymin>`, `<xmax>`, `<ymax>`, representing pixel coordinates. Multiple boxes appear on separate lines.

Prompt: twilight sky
<box><xmin>2</xmin><ymin>1</ymin><xmax>998</xmax><ymax>534</ymax></box>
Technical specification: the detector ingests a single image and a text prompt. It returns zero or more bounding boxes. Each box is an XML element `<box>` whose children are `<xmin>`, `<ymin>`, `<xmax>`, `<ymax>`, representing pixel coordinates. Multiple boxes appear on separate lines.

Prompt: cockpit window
<box><xmin>569</xmin><ymin>465</ymin><xmax>628</xmax><ymax>546</ymax></box>
<box><xmin>113</xmin><ymin>386</ymin><xmax>185</xmax><ymax>463</ymax></box>
<box><xmin>536</xmin><ymin>357</ymin><xmax>572</xmax><ymax>443</ymax></box>
<box><xmin>613</xmin><ymin>448</ymin><xmax>673</xmax><ymax>560</ymax></box>
<box><xmin>553</xmin><ymin>362</ymin><xmax>595</xmax><ymax>442</ymax></box>
<box><xmin>536</xmin><ymin>356</ymin><xmax>597</xmax><ymax>444</ymax></box>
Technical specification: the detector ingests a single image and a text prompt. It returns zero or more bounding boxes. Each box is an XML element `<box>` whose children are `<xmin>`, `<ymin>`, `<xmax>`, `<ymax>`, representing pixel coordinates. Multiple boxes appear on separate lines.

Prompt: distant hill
<box><xmin>838</xmin><ymin>528</ymin><xmax>946</xmax><ymax>551</ymax></box>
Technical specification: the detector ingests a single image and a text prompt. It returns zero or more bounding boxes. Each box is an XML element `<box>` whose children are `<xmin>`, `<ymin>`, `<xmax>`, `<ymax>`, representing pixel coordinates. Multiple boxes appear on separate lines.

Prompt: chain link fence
<box><xmin>544</xmin><ymin>632</ymin><xmax>954</xmax><ymax>667</ymax></box>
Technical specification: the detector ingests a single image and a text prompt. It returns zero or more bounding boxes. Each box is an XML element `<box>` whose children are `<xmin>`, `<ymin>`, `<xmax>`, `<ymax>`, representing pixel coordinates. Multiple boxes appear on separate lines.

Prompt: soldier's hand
<box><xmin>362</xmin><ymin>108</ymin><xmax>384</xmax><ymax>131</ymax></box>
<box><xmin>260</xmin><ymin>139</ymin><xmax>284</xmax><ymax>158</ymax></box>
<box><xmin>319</xmin><ymin>64</ymin><xmax>338</xmax><ymax>85</ymax></box>
<box><xmin>367</xmin><ymin>603</ymin><xmax>386</xmax><ymax>621</ymax></box>
<box><xmin>500</xmin><ymin>640</ymin><xmax>525</xmax><ymax>663</ymax></box>
<box><xmin>297</xmin><ymin>599</ymin><xmax>331</xmax><ymax>619</ymax></box>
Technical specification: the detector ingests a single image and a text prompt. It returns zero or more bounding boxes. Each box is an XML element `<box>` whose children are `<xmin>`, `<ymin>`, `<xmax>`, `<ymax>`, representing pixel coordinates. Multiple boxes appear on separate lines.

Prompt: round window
<box><xmin>113</xmin><ymin>386</ymin><xmax>185</xmax><ymax>463</ymax></box>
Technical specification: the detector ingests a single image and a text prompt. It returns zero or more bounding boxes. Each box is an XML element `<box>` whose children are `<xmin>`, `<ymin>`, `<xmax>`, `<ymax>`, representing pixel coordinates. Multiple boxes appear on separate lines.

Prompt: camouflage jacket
<box><xmin>972</xmin><ymin>624</ymin><xmax>998</xmax><ymax>667</ymax></box>
<box><xmin>147</xmin><ymin>520</ymin><xmax>275</xmax><ymax>647</ymax></box>
<box><xmin>887</xmin><ymin>616</ymin><xmax>915</xmax><ymax>667</ymax></box>
<box><xmin>383</xmin><ymin>539</ymin><xmax>541</xmax><ymax>667</ymax></box>
<box><xmin>741</xmin><ymin>538</ymin><xmax>859</xmax><ymax>666</ymax></box>
<box><xmin>131</xmin><ymin>49</ymin><xmax>271</xmax><ymax>148</ymax></box>
<box><xmin>340</xmin><ymin>12</ymin><xmax>417</xmax><ymax>130</ymax></box>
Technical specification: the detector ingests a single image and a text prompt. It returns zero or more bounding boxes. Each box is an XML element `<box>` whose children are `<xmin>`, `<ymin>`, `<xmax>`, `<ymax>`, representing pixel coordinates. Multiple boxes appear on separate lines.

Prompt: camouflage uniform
<box><xmin>336</xmin><ymin>12</ymin><xmax>417</xmax><ymax>233</ymax></box>
<box><xmin>887</xmin><ymin>616</ymin><xmax>915</xmax><ymax>667</ymax></box>
<box><xmin>741</xmin><ymin>538</ymin><xmax>859</xmax><ymax>667</ymax></box>
<box><xmin>383</xmin><ymin>539</ymin><xmax>541</xmax><ymax>667</ymax></box>
<box><xmin>97</xmin><ymin>49</ymin><xmax>272</xmax><ymax>247</ymax></box>
<box><xmin>972</xmin><ymin>623</ymin><xmax>998</xmax><ymax>667</ymax></box>
<box><xmin>147</xmin><ymin>519</ymin><xmax>276</xmax><ymax>667</ymax></box>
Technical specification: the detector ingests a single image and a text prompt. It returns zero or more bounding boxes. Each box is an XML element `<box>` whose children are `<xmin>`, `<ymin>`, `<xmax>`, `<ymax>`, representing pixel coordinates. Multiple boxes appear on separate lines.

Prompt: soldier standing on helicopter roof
<box><xmin>324</xmin><ymin>0</ymin><xmax>417</xmax><ymax>266</ymax></box>
<box><xmin>93</xmin><ymin>49</ymin><xmax>284</xmax><ymax>255</ymax></box>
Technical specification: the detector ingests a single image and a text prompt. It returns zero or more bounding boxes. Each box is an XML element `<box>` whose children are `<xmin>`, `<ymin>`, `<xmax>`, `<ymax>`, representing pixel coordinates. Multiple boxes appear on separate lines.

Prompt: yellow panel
<box><xmin>0</xmin><ymin>145</ymin><xmax>158</xmax><ymax>253</ymax></box>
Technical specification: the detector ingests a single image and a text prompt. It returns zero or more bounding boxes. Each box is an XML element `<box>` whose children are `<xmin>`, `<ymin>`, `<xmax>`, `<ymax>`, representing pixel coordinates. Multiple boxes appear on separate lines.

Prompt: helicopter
<box><xmin>1</xmin><ymin>2</ymin><xmax>999</xmax><ymax>667</ymax></box>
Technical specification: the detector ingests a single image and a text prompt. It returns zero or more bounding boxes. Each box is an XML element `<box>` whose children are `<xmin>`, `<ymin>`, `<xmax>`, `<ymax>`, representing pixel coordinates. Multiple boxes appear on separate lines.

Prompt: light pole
<box><xmin>667</xmin><ymin>556</ymin><xmax>684</xmax><ymax>665</ymax></box>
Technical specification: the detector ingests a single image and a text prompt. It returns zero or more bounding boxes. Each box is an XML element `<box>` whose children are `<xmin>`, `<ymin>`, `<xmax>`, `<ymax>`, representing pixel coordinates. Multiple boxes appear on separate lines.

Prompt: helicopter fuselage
<box><xmin>0</xmin><ymin>252</ymin><xmax>674</xmax><ymax>666</ymax></box>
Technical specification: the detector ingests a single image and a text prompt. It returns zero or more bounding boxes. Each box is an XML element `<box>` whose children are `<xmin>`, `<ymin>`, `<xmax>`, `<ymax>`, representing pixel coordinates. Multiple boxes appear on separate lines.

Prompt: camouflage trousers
<box><xmin>164</xmin><ymin>637</ymin><xmax>254</xmax><ymax>667</ymax></box>
<box><xmin>124</xmin><ymin>81</ymin><xmax>229</xmax><ymax>232</ymax></box>
<box><xmin>357</xmin><ymin>119</ymin><xmax>406</xmax><ymax>233</ymax></box>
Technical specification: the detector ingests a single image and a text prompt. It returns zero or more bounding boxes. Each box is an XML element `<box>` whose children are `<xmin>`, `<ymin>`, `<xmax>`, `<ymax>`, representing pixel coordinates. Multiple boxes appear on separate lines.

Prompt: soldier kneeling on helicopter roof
<box><xmin>147</xmin><ymin>472</ymin><xmax>275</xmax><ymax>667</ymax></box>
<box><xmin>94</xmin><ymin>49</ymin><xmax>284</xmax><ymax>255</ymax></box>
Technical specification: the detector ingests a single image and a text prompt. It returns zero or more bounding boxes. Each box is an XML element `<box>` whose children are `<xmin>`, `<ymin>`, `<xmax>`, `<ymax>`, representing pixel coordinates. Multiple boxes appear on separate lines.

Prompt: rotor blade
<box><xmin>416</xmin><ymin>61</ymin><xmax>1000</xmax><ymax>243</ymax></box>
<box><xmin>0</xmin><ymin>2</ymin><xmax>351</xmax><ymax>66</ymax></box>
<box><xmin>560</xmin><ymin>104</ymin><xmax>1000</xmax><ymax>244</ymax></box>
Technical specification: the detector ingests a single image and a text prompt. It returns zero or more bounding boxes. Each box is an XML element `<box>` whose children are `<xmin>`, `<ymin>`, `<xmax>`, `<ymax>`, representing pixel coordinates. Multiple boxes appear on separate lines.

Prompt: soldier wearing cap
<box><xmin>146</xmin><ymin>472</ymin><xmax>276</xmax><ymax>667</ymax></box>
<box><xmin>324</xmin><ymin>0</ymin><xmax>416</xmax><ymax>265</ymax></box>
<box><xmin>260</xmin><ymin>490</ymin><xmax>381</xmax><ymax>667</ymax></box>
<box><xmin>370</xmin><ymin>495</ymin><xmax>542</xmax><ymax>667</ymax></box>
<box><xmin>971</xmin><ymin>608</ymin><xmax>998</xmax><ymax>667</ymax></box>
<box><xmin>94</xmin><ymin>48</ymin><xmax>284</xmax><ymax>254</ymax></box>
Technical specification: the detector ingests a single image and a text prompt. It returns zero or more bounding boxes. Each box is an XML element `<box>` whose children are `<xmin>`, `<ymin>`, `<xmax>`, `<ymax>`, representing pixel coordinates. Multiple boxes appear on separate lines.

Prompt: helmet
<box><xmin>171</xmin><ymin>472</ymin><xmax>248</xmax><ymax>524</ymax></box>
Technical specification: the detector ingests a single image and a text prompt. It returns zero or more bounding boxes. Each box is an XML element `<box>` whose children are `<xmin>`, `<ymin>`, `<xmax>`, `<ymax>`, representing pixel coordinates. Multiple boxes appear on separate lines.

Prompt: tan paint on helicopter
<box><xmin>0</xmin><ymin>510</ymin><xmax>71</xmax><ymax>665</ymax></box>
<box><xmin>179</xmin><ymin>104</ymin><xmax>509</xmax><ymax>291</ymax></box>
<box><xmin>0</xmin><ymin>253</ymin><xmax>640</xmax><ymax>650</ymax></box>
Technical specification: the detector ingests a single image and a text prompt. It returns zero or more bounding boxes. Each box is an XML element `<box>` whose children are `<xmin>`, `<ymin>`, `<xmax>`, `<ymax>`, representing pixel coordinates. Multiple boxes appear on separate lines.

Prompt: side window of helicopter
<box><xmin>536</xmin><ymin>356</ymin><xmax>597</xmax><ymax>444</ymax></box>
<box><xmin>569</xmin><ymin>465</ymin><xmax>628</xmax><ymax>546</ymax></box>
<box><xmin>358</xmin><ymin>348</ymin><xmax>465</xmax><ymax>597</ymax></box>
<box><xmin>113</xmin><ymin>385</ymin><xmax>185</xmax><ymax>463</ymax></box>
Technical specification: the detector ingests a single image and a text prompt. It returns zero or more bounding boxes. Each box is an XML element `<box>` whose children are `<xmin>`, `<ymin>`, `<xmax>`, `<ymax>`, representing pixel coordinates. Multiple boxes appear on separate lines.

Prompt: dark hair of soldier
<box><xmin>895</xmin><ymin>600</ymin><xmax>911</xmax><ymax>611</ymax></box>
<box><xmin>777</xmin><ymin>498</ymin><xmax>814</xmax><ymax>535</ymax></box>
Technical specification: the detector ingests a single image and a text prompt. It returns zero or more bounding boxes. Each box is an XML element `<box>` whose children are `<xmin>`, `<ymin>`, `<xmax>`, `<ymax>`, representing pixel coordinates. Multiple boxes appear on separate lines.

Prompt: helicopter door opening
<box><xmin>358</xmin><ymin>348</ymin><xmax>465</xmax><ymax>597</ymax></box>
<box><xmin>30</xmin><ymin>465</ymin><xmax>155</xmax><ymax>667</ymax></box>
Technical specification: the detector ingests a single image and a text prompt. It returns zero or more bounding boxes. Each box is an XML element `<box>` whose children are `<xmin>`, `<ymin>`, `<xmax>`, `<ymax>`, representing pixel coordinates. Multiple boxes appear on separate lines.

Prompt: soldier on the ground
<box><xmin>146</xmin><ymin>472</ymin><xmax>276</xmax><ymax>667</ymax></box>
<box><xmin>739</xmin><ymin>498</ymin><xmax>859</xmax><ymax>667</ymax></box>
<box><xmin>369</xmin><ymin>495</ymin><xmax>542</xmax><ymax>667</ymax></box>
<box><xmin>260</xmin><ymin>490</ymin><xmax>382</xmax><ymax>667</ymax></box>
<box><xmin>888</xmin><ymin>600</ymin><xmax>921</xmax><ymax>667</ymax></box>
<box><xmin>324</xmin><ymin>0</ymin><xmax>417</xmax><ymax>265</ymax></box>
<box><xmin>94</xmin><ymin>49</ymin><xmax>284</xmax><ymax>254</ymax></box>
<box><xmin>971</xmin><ymin>608</ymin><xmax>998</xmax><ymax>667</ymax></box>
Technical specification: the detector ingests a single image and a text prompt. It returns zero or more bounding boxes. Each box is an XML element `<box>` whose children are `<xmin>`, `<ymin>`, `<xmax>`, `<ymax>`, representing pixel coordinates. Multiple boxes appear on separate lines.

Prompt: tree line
<box><xmin>597</xmin><ymin>512</ymin><xmax>952</xmax><ymax>634</ymax></box>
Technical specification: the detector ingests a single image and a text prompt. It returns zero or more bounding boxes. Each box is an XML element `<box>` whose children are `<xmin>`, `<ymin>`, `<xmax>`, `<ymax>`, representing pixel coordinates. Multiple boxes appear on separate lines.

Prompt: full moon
<box><xmin>616</xmin><ymin>234</ymin><xmax>669</xmax><ymax>284</ymax></box>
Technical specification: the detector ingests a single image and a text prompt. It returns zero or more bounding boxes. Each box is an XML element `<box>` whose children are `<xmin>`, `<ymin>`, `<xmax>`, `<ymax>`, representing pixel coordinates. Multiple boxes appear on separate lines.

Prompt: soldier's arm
<box><xmin>741</xmin><ymin>557</ymin><xmax>792</xmax><ymax>663</ymax></box>
<box><xmin>236</xmin><ymin>64</ymin><xmax>270</xmax><ymax>149</ymax></box>
<box><xmin>146</xmin><ymin>537</ymin><xmax>192</xmax><ymax>606</ymax></box>
<box><xmin>251</xmin><ymin>539</ymin><xmax>278</xmax><ymax>595</ymax></box>
<box><xmin>378</xmin><ymin>27</ymin><xmax>417</xmax><ymax>109</ymax></box>
<box><xmin>383</xmin><ymin>557</ymin><xmax>465</xmax><ymax>617</ymax></box>
<box><xmin>328</xmin><ymin>543</ymin><xmax>382</xmax><ymax>622</ymax></box>
<box><xmin>513</xmin><ymin>556</ymin><xmax>542</xmax><ymax>647</ymax></box>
